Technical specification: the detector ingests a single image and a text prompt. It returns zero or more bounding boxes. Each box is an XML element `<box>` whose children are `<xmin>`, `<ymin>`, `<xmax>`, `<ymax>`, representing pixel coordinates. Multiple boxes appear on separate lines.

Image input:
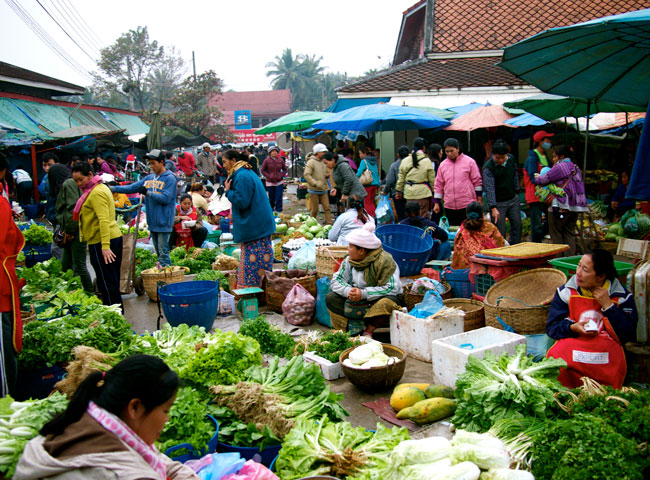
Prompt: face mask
<box><xmin>541</xmin><ymin>142</ymin><xmax>552</xmax><ymax>149</ymax></box>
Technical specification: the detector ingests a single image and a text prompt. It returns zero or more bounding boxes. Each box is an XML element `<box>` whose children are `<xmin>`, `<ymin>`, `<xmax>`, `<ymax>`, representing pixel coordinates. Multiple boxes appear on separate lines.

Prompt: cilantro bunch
<box><xmin>239</xmin><ymin>316</ymin><xmax>295</xmax><ymax>358</ymax></box>
<box><xmin>306</xmin><ymin>331</ymin><xmax>362</xmax><ymax>363</ymax></box>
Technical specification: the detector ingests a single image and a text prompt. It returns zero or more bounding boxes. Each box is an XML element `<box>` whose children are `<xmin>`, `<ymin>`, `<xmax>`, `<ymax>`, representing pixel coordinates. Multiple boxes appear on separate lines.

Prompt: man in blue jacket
<box><xmin>111</xmin><ymin>149</ymin><xmax>177</xmax><ymax>266</ymax></box>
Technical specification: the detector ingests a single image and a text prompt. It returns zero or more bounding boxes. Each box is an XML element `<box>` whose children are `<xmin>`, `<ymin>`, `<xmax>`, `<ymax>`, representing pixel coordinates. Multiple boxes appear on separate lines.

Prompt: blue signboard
<box><xmin>234</xmin><ymin>110</ymin><xmax>252</xmax><ymax>130</ymax></box>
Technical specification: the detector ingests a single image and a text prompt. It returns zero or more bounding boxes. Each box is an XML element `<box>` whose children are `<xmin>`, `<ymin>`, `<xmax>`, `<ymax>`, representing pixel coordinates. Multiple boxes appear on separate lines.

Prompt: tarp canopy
<box><xmin>324</xmin><ymin>97</ymin><xmax>391</xmax><ymax>113</ymax></box>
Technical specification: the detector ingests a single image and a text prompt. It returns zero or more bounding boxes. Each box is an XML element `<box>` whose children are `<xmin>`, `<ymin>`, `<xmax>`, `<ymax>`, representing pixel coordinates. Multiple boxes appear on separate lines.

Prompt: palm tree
<box><xmin>266</xmin><ymin>48</ymin><xmax>306</xmax><ymax>94</ymax></box>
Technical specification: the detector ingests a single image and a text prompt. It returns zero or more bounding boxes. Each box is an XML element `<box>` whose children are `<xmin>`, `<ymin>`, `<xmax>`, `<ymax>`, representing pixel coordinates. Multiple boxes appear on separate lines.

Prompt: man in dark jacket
<box><xmin>324</xmin><ymin>152</ymin><xmax>367</xmax><ymax>204</ymax></box>
<box><xmin>383</xmin><ymin>145</ymin><xmax>410</xmax><ymax>221</ymax></box>
<box><xmin>482</xmin><ymin>139</ymin><xmax>521</xmax><ymax>245</ymax></box>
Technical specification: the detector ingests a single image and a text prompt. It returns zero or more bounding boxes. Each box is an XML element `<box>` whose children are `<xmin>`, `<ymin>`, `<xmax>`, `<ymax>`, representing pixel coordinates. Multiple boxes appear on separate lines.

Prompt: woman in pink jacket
<box><xmin>433</xmin><ymin>138</ymin><xmax>483</xmax><ymax>226</ymax></box>
<box><xmin>260</xmin><ymin>146</ymin><xmax>287</xmax><ymax>213</ymax></box>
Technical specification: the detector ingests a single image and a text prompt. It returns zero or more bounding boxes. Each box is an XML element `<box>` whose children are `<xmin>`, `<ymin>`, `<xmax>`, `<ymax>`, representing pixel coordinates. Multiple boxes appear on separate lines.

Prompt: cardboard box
<box><xmin>431</xmin><ymin>327</ymin><xmax>526</xmax><ymax>387</ymax></box>
<box><xmin>390</xmin><ymin>309</ymin><xmax>464</xmax><ymax>362</ymax></box>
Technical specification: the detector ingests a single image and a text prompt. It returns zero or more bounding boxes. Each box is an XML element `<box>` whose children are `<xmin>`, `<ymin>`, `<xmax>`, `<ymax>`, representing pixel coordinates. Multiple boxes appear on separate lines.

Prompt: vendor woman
<box><xmin>546</xmin><ymin>249</ymin><xmax>637</xmax><ymax>389</ymax></box>
<box><xmin>169</xmin><ymin>194</ymin><xmax>208</xmax><ymax>250</ymax></box>
<box><xmin>326</xmin><ymin>223</ymin><xmax>403</xmax><ymax>337</ymax></box>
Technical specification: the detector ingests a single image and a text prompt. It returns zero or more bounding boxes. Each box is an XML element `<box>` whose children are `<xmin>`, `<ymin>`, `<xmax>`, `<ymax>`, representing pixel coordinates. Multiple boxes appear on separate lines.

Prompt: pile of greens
<box><xmin>22</xmin><ymin>224</ymin><xmax>53</xmax><ymax>245</ymax></box>
<box><xmin>239</xmin><ymin>316</ymin><xmax>295</xmax><ymax>358</ymax></box>
<box><xmin>18</xmin><ymin>304</ymin><xmax>132</xmax><ymax>370</ymax></box>
<box><xmin>451</xmin><ymin>344</ymin><xmax>567</xmax><ymax>432</ymax></box>
<box><xmin>0</xmin><ymin>393</ymin><xmax>69</xmax><ymax>478</ymax></box>
<box><xmin>208</xmin><ymin>404</ymin><xmax>280</xmax><ymax>450</ymax></box>
<box><xmin>134</xmin><ymin>248</ymin><xmax>157</xmax><ymax>276</ymax></box>
<box><xmin>300</xmin><ymin>331</ymin><xmax>363</xmax><ymax>363</ymax></box>
<box><xmin>18</xmin><ymin>259</ymin><xmax>82</xmax><ymax>303</ymax></box>
<box><xmin>119</xmin><ymin>225</ymin><xmax>149</xmax><ymax>239</ymax></box>
<box><xmin>275</xmin><ymin>415</ymin><xmax>409</xmax><ymax>480</ymax></box>
<box><xmin>170</xmin><ymin>247</ymin><xmax>219</xmax><ymax>273</ymax></box>
<box><xmin>194</xmin><ymin>269</ymin><xmax>228</xmax><ymax>291</ymax></box>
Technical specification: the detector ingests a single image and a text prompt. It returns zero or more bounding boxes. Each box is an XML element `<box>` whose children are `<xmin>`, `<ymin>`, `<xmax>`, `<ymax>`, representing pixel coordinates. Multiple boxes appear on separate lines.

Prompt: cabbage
<box><xmin>309</xmin><ymin>225</ymin><xmax>321</xmax><ymax>234</ymax></box>
<box><xmin>349</xmin><ymin>343</ymin><xmax>375</xmax><ymax>364</ymax></box>
<box><xmin>451</xmin><ymin>430</ymin><xmax>507</xmax><ymax>452</ymax></box>
<box><xmin>304</xmin><ymin>232</ymin><xmax>314</xmax><ymax>240</ymax></box>
<box><xmin>231</xmin><ymin>249</ymin><xmax>241</xmax><ymax>260</ymax></box>
<box><xmin>638</xmin><ymin>214</ymin><xmax>650</xmax><ymax>236</ymax></box>
<box><xmin>276</xmin><ymin>224</ymin><xmax>288</xmax><ymax>234</ymax></box>
<box><xmin>305</xmin><ymin>217</ymin><xmax>319</xmax><ymax>227</ymax></box>
<box><xmin>431</xmin><ymin>461</ymin><xmax>481</xmax><ymax>480</ymax></box>
<box><xmin>298</xmin><ymin>224</ymin><xmax>309</xmax><ymax>233</ymax></box>
<box><xmin>608</xmin><ymin>223</ymin><xmax>622</xmax><ymax>235</ymax></box>
<box><xmin>400</xmin><ymin>458</ymin><xmax>453</xmax><ymax>478</ymax></box>
<box><xmin>449</xmin><ymin>444</ymin><xmax>510</xmax><ymax>471</ymax></box>
<box><xmin>393</xmin><ymin>437</ymin><xmax>451</xmax><ymax>465</ymax></box>
<box><xmin>479</xmin><ymin>469</ymin><xmax>535</xmax><ymax>480</ymax></box>
<box><xmin>287</xmin><ymin>227</ymin><xmax>296</xmax><ymax>235</ymax></box>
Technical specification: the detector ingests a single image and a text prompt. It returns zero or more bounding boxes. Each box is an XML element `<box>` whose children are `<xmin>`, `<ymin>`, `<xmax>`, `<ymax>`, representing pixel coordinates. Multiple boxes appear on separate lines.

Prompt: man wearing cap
<box><xmin>111</xmin><ymin>149</ymin><xmax>177</xmax><ymax>266</ymax></box>
<box><xmin>304</xmin><ymin>143</ymin><xmax>333</xmax><ymax>224</ymax></box>
<box><xmin>524</xmin><ymin>131</ymin><xmax>554</xmax><ymax>243</ymax></box>
<box><xmin>197</xmin><ymin>143</ymin><xmax>217</xmax><ymax>184</ymax></box>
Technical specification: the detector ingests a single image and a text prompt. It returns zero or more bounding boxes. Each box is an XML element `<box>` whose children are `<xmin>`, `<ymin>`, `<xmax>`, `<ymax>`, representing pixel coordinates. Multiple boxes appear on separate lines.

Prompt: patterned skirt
<box><xmin>237</xmin><ymin>236</ymin><xmax>273</xmax><ymax>288</ymax></box>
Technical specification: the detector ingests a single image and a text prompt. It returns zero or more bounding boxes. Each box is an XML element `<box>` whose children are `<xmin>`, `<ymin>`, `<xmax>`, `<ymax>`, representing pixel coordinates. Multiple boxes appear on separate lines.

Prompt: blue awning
<box><xmin>324</xmin><ymin>97</ymin><xmax>391</xmax><ymax>113</ymax></box>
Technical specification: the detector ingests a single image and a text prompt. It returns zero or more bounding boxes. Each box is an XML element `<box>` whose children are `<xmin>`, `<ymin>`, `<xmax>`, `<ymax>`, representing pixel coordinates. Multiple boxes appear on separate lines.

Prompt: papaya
<box><xmin>390</xmin><ymin>386</ymin><xmax>426</xmax><ymax>412</ymax></box>
<box><xmin>424</xmin><ymin>384</ymin><xmax>455</xmax><ymax>399</ymax></box>
<box><xmin>393</xmin><ymin>383</ymin><xmax>430</xmax><ymax>392</ymax></box>
<box><xmin>406</xmin><ymin>397</ymin><xmax>457</xmax><ymax>424</ymax></box>
<box><xmin>396</xmin><ymin>406</ymin><xmax>412</xmax><ymax>419</ymax></box>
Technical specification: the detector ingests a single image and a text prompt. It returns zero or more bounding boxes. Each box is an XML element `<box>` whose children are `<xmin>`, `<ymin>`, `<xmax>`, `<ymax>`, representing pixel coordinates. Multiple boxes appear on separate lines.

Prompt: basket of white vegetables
<box><xmin>339</xmin><ymin>341</ymin><xmax>406</xmax><ymax>392</ymax></box>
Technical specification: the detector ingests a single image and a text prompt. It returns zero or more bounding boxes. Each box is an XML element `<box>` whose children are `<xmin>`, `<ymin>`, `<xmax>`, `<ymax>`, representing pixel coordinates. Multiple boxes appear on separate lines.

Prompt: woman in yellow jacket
<box><xmin>71</xmin><ymin>162</ymin><xmax>123</xmax><ymax>310</ymax></box>
<box><xmin>395</xmin><ymin>137</ymin><xmax>436</xmax><ymax>217</ymax></box>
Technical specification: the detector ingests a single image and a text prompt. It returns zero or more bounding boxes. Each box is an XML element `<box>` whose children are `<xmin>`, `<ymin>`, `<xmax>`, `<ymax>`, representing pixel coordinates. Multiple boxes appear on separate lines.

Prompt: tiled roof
<box><xmin>339</xmin><ymin>57</ymin><xmax>527</xmax><ymax>93</ymax></box>
<box><xmin>210</xmin><ymin>90</ymin><xmax>292</xmax><ymax>117</ymax></box>
<box><xmin>0</xmin><ymin>61</ymin><xmax>85</xmax><ymax>95</ymax></box>
<box><xmin>430</xmin><ymin>0</ymin><xmax>650</xmax><ymax>53</ymax></box>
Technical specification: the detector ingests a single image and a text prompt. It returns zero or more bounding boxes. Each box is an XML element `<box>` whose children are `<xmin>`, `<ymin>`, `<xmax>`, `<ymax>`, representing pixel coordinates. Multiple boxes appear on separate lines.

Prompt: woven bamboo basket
<box><xmin>20</xmin><ymin>305</ymin><xmax>36</xmax><ymax>325</ymax></box>
<box><xmin>484</xmin><ymin>268</ymin><xmax>567</xmax><ymax>334</ymax></box>
<box><xmin>339</xmin><ymin>344</ymin><xmax>406</xmax><ymax>392</ymax></box>
<box><xmin>315</xmin><ymin>246</ymin><xmax>349</xmax><ymax>277</ymax></box>
<box><xmin>443</xmin><ymin>298</ymin><xmax>485</xmax><ymax>332</ymax></box>
<box><xmin>141</xmin><ymin>267</ymin><xmax>188</xmax><ymax>301</ymax></box>
<box><xmin>265</xmin><ymin>272</ymin><xmax>317</xmax><ymax>312</ymax></box>
<box><xmin>403</xmin><ymin>281</ymin><xmax>452</xmax><ymax>312</ymax></box>
<box><xmin>329</xmin><ymin>310</ymin><xmax>348</xmax><ymax>331</ymax></box>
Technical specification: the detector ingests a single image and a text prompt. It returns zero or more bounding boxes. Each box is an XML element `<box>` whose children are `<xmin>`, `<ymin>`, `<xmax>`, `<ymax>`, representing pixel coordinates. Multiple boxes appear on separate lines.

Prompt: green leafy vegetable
<box><xmin>134</xmin><ymin>248</ymin><xmax>157</xmax><ymax>276</ymax></box>
<box><xmin>305</xmin><ymin>331</ymin><xmax>362</xmax><ymax>363</ymax></box>
<box><xmin>22</xmin><ymin>224</ymin><xmax>53</xmax><ymax>245</ymax></box>
<box><xmin>239</xmin><ymin>316</ymin><xmax>295</xmax><ymax>358</ymax></box>
<box><xmin>208</xmin><ymin>405</ymin><xmax>281</xmax><ymax>450</ymax></box>
<box><xmin>18</xmin><ymin>259</ymin><xmax>82</xmax><ymax>302</ymax></box>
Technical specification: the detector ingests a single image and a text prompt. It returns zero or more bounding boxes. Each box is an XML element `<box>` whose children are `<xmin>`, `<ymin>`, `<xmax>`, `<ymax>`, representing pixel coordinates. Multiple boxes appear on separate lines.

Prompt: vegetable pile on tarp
<box><xmin>18</xmin><ymin>259</ymin><xmax>82</xmax><ymax>306</ymax></box>
<box><xmin>239</xmin><ymin>315</ymin><xmax>295</xmax><ymax>358</ymax></box>
<box><xmin>0</xmin><ymin>393</ymin><xmax>69</xmax><ymax>478</ymax></box>
<box><xmin>275</xmin><ymin>415</ymin><xmax>409</xmax><ymax>480</ymax></box>
<box><xmin>606</xmin><ymin>209</ymin><xmax>650</xmax><ymax>241</ymax></box>
<box><xmin>210</xmin><ymin>356</ymin><xmax>348</xmax><ymax>440</ymax></box>
<box><xmin>451</xmin><ymin>345</ymin><xmax>566</xmax><ymax>433</ymax></box>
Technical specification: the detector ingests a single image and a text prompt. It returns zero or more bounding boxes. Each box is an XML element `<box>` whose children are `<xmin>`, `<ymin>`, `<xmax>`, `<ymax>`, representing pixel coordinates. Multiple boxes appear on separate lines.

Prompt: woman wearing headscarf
<box><xmin>326</xmin><ymin>222</ymin><xmax>403</xmax><ymax>337</ymax></box>
<box><xmin>451</xmin><ymin>202</ymin><xmax>505</xmax><ymax>269</ymax></box>
<box><xmin>222</xmin><ymin>149</ymin><xmax>276</xmax><ymax>288</ymax></box>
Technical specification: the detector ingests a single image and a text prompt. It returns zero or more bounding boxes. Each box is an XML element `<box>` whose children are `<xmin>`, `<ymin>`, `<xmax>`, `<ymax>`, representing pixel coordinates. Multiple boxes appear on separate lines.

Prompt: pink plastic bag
<box><xmin>221</xmin><ymin>460</ymin><xmax>279</xmax><ymax>480</ymax></box>
<box><xmin>282</xmin><ymin>283</ymin><xmax>315</xmax><ymax>326</ymax></box>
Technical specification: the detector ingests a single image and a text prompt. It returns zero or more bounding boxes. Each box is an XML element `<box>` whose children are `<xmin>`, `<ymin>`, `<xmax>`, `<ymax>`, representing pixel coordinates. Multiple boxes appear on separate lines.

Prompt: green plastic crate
<box><xmin>548</xmin><ymin>255</ymin><xmax>633</xmax><ymax>287</ymax></box>
<box><xmin>206</xmin><ymin>230</ymin><xmax>222</xmax><ymax>244</ymax></box>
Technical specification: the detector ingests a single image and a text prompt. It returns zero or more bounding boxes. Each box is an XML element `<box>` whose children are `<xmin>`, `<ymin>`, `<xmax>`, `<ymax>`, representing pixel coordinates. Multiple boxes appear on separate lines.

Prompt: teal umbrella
<box><xmin>147</xmin><ymin>111</ymin><xmax>162</xmax><ymax>151</ymax></box>
<box><xmin>411</xmin><ymin>106</ymin><xmax>457</xmax><ymax>120</ymax></box>
<box><xmin>255</xmin><ymin>111</ymin><xmax>333</xmax><ymax>134</ymax></box>
<box><xmin>503</xmin><ymin>94</ymin><xmax>645</xmax><ymax>121</ymax></box>
<box><xmin>498</xmin><ymin>9</ymin><xmax>650</xmax><ymax>107</ymax></box>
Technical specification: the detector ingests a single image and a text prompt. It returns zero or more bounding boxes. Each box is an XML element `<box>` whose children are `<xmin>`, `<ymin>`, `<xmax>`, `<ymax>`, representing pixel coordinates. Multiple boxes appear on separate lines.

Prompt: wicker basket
<box><xmin>402</xmin><ymin>281</ymin><xmax>452</xmax><ymax>312</ymax></box>
<box><xmin>339</xmin><ymin>344</ymin><xmax>406</xmax><ymax>392</ymax></box>
<box><xmin>265</xmin><ymin>271</ymin><xmax>317</xmax><ymax>312</ymax></box>
<box><xmin>20</xmin><ymin>305</ymin><xmax>36</xmax><ymax>325</ymax></box>
<box><xmin>329</xmin><ymin>310</ymin><xmax>349</xmax><ymax>332</ymax></box>
<box><xmin>443</xmin><ymin>298</ymin><xmax>485</xmax><ymax>332</ymax></box>
<box><xmin>288</xmin><ymin>220</ymin><xmax>303</xmax><ymax>229</ymax></box>
<box><xmin>315</xmin><ymin>246</ymin><xmax>349</xmax><ymax>277</ymax></box>
<box><xmin>484</xmin><ymin>268</ymin><xmax>567</xmax><ymax>334</ymax></box>
<box><xmin>141</xmin><ymin>267</ymin><xmax>188</xmax><ymax>301</ymax></box>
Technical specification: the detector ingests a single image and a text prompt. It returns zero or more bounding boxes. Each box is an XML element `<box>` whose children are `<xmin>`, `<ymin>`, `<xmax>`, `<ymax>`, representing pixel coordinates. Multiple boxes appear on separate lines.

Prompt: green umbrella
<box><xmin>503</xmin><ymin>94</ymin><xmax>645</xmax><ymax>121</ymax></box>
<box><xmin>255</xmin><ymin>111</ymin><xmax>333</xmax><ymax>134</ymax></box>
<box><xmin>147</xmin><ymin>111</ymin><xmax>162</xmax><ymax>151</ymax></box>
<box><xmin>410</xmin><ymin>106</ymin><xmax>457</xmax><ymax>120</ymax></box>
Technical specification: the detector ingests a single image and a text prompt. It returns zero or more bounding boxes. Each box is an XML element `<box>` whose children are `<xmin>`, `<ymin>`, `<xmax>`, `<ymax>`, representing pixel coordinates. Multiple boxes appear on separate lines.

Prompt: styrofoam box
<box><xmin>431</xmin><ymin>326</ymin><xmax>526</xmax><ymax>387</ymax></box>
<box><xmin>303</xmin><ymin>351</ymin><xmax>344</xmax><ymax>380</ymax></box>
<box><xmin>390</xmin><ymin>309</ymin><xmax>464</xmax><ymax>362</ymax></box>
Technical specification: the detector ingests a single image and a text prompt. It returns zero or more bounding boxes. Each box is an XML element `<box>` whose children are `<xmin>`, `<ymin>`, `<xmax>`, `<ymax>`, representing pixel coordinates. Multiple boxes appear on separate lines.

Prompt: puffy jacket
<box><xmin>332</xmin><ymin>156</ymin><xmax>367</xmax><ymax>199</ymax></box>
<box><xmin>356</xmin><ymin>156</ymin><xmax>381</xmax><ymax>187</ymax></box>
<box><xmin>396</xmin><ymin>152</ymin><xmax>436</xmax><ymax>200</ymax></box>
<box><xmin>196</xmin><ymin>152</ymin><xmax>217</xmax><ymax>176</ymax></box>
<box><xmin>0</xmin><ymin>198</ymin><xmax>25</xmax><ymax>352</ymax></box>
<box><xmin>304</xmin><ymin>153</ymin><xmax>329</xmax><ymax>192</ymax></box>
<box><xmin>55</xmin><ymin>178</ymin><xmax>81</xmax><ymax>236</ymax></box>
<box><xmin>260</xmin><ymin>155</ymin><xmax>287</xmax><ymax>184</ymax></box>
<box><xmin>535</xmin><ymin>159</ymin><xmax>589</xmax><ymax>212</ymax></box>
<box><xmin>434</xmin><ymin>153</ymin><xmax>482</xmax><ymax>210</ymax></box>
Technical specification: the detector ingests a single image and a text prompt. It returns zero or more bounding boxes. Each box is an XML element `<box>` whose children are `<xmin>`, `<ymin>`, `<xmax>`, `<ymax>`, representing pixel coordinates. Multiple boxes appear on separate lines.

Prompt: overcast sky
<box><xmin>1</xmin><ymin>0</ymin><xmax>416</xmax><ymax>92</ymax></box>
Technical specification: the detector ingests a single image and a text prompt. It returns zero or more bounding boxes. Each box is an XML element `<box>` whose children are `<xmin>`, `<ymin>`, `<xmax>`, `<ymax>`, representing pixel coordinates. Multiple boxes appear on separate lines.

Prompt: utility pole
<box><xmin>192</xmin><ymin>51</ymin><xmax>197</xmax><ymax>81</ymax></box>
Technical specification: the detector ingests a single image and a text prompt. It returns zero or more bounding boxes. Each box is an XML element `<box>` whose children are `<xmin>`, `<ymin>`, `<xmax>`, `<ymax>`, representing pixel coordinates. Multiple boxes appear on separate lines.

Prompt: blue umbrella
<box><xmin>448</xmin><ymin>102</ymin><xmax>485</xmax><ymax>117</ymax></box>
<box><xmin>504</xmin><ymin>112</ymin><xmax>548</xmax><ymax>127</ymax></box>
<box><xmin>310</xmin><ymin>103</ymin><xmax>450</xmax><ymax>132</ymax></box>
<box><xmin>627</xmin><ymin>101</ymin><xmax>650</xmax><ymax>201</ymax></box>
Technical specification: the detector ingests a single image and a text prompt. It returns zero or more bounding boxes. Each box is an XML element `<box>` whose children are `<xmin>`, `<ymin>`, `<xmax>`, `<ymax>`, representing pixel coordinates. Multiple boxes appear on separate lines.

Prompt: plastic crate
<box><xmin>206</xmin><ymin>230</ymin><xmax>222</xmax><ymax>244</ymax></box>
<box><xmin>475</xmin><ymin>273</ymin><xmax>496</xmax><ymax>296</ymax></box>
<box><xmin>158</xmin><ymin>280</ymin><xmax>219</xmax><ymax>330</ymax></box>
<box><xmin>14</xmin><ymin>364</ymin><xmax>66</xmax><ymax>401</ymax></box>
<box><xmin>548</xmin><ymin>255</ymin><xmax>633</xmax><ymax>287</ymax></box>
<box><xmin>442</xmin><ymin>267</ymin><xmax>473</xmax><ymax>298</ymax></box>
<box><xmin>164</xmin><ymin>414</ymin><xmax>219</xmax><ymax>463</ymax></box>
<box><xmin>217</xmin><ymin>290</ymin><xmax>235</xmax><ymax>316</ymax></box>
<box><xmin>22</xmin><ymin>244</ymin><xmax>52</xmax><ymax>267</ymax></box>
<box><xmin>376</xmin><ymin>224</ymin><xmax>433</xmax><ymax>277</ymax></box>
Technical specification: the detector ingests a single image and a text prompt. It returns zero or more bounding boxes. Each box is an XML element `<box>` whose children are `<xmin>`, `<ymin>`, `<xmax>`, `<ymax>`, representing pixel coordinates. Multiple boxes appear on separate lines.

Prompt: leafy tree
<box><xmin>163</xmin><ymin>70</ymin><xmax>234</xmax><ymax>142</ymax></box>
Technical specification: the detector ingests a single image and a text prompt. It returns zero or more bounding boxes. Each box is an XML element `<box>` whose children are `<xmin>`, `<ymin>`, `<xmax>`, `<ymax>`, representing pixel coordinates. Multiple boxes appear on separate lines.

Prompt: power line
<box><xmin>59</xmin><ymin>0</ymin><xmax>105</xmax><ymax>51</ymax></box>
<box><xmin>34</xmin><ymin>0</ymin><xmax>97</xmax><ymax>62</ymax></box>
<box><xmin>4</xmin><ymin>0</ymin><xmax>92</xmax><ymax>81</ymax></box>
<box><xmin>44</xmin><ymin>0</ymin><xmax>102</xmax><ymax>57</ymax></box>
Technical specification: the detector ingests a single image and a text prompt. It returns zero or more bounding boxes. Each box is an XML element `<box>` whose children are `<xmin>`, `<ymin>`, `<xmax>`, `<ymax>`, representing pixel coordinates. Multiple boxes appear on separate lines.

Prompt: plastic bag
<box><xmin>410</xmin><ymin>277</ymin><xmax>447</xmax><ymax>295</ymax></box>
<box><xmin>221</xmin><ymin>460</ymin><xmax>280</xmax><ymax>480</ymax></box>
<box><xmin>287</xmin><ymin>240</ymin><xmax>316</xmax><ymax>270</ymax></box>
<box><xmin>315</xmin><ymin>276</ymin><xmax>332</xmax><ymax>327</ymax></box>
<box><xmin>193</xmin><ymin>452</ymin><xmax>246</xmax><ymax>480</ymax></box>
<box><xmin>376</xmin><ymin>195</ymin><xmax>394</xmax><ymax>225</ymax></box>
<box><xmin>439</xmin><ymin>216</ymin><xmax>450</xmax><ymax>231</ymax></box>
<box><xmin>409</xmin><ymin>290</ymin><xmax>444</xmax><ymax>318</ymax></box>
<box><xmin>282</xmin><ymin>283</ymin><xmax>315</xmax><ymax>326</ymax></box>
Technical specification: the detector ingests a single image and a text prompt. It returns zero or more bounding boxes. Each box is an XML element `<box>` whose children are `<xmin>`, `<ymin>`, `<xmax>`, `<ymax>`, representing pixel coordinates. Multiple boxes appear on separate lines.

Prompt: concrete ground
<box><xmin>121</xmin><ymin>292</ymin><xmax>450</xmax><ymax>439</ymax></box>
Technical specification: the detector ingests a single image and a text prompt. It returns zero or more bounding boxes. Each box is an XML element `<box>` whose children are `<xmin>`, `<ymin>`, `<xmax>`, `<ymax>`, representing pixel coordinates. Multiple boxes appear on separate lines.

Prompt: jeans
<box><xmin>267</xmin><ymin>185</ymin><xmax>284</xmax><ymax>212</ymax></box>
<box><xmin>492</xmin><ymin>195</ymin><xmax>522</xmax><ymax>245</ymax></box>
<box><xmin>88</xmin><ymin>237</ymin><xmax>123</xmax><ymax>309</ymax></box>
<box><xmin>150</xmin><ymin>231</ymin><xmax>172</xmax><ymax>266</ymax></box>
<box><xmin>62</xmin><ymin>237</ymin><xmax>93</xmax><ymax>293</ymax></box>
<box><xmin>529</xmin><ymin>202</ymin><xmax>545</xmax><ymax>243</ymax></box>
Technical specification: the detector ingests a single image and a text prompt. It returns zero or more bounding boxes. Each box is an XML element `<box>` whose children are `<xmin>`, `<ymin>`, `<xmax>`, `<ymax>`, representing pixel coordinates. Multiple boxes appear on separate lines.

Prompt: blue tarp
<box><xmin>324</xmin><ymin>97</ymin><xmax>390</xmax><ymax>113</ymax></box>
<box><xmin>505</xmin><ymin>112</ymin><xmax>548</xmax><ymax>127</ymax></box>
<box><xmin>627</xmin><ymin>102</ymin><xmax>650</xmax><ymax>201</ymax></box>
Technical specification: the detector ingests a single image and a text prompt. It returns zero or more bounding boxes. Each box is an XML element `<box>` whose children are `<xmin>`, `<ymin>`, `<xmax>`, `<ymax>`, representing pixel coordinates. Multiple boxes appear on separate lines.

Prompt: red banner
<box><xmin>230</xmin><ymin>129</ymin><xmax>277</xmax><ymax>144</ymax></box>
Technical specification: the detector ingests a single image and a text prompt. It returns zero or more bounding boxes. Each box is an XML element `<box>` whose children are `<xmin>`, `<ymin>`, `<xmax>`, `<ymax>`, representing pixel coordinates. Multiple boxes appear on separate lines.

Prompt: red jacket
<box><xmin>177</xmin><ymin>152</ymin><xmax>196</xmax><ymax>176</ymax></box>
<box><xmin>0</xmin><ymin>199</ymin><xmax>25</xmax><ymax>351</ymax></box>
<box><xmin>260</xmin><ymin>155</ymin><xmax>287</xmax><ymax>184</ymax></box>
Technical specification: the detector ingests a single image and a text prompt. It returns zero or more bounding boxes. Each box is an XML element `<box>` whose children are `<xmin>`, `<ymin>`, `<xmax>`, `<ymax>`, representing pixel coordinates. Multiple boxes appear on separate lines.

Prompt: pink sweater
<box><xmin>433</xmin><ymin>153</ymin><xmax>482</xmax><ymax>210</ymax></box>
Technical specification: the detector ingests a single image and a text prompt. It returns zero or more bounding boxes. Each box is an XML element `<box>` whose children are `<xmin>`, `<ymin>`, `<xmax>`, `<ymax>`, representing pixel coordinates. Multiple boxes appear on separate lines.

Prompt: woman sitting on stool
<box><xmin>169</xmin><ymin>194</ymin><xmax>208</xmax><ymax>250</ymax></box>
<box><xmin>326</xmin><ymin>222</ymin><xmax>404</xmax><ymax>337</ymax></box>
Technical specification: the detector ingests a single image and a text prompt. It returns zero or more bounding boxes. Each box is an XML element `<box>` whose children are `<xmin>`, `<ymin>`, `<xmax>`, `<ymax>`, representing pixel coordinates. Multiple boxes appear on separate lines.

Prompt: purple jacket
<box><xmin>536</xmin><ymin>159</ymin><xmax>588</xmax><ymax>212</ymax></box>
<box><xmin>98</xmin><ymin>161</ymin><xmax>116</xmax><ymax>176</ymax></box>
<box><xmin>260</xmin><ymin>155</ymin><xmax>286</xmax><ymax>184</ymax></box>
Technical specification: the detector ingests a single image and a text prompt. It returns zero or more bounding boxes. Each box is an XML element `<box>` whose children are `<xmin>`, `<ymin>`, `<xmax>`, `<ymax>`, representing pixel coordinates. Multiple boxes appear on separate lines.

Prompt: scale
<box><xmin>233</xmin><ymin>287</ymin><xmax>264</xmax><ymax>320</ymax></box>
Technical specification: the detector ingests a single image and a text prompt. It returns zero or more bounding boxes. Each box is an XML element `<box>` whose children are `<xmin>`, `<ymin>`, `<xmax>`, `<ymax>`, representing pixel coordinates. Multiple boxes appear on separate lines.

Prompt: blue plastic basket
<box><xmin>14</xmin><ymin>364</ymin><xmax>66</xmax><ymax>401</ymax></box>
<box><xmin>442</xmin><ymin>267</ymin><xmax>473</xmax><ymax>298</ymax></box>
<box><xmin>375</xmin><ymin>224</ymin><xmax>433</xmax><ymax>277</ymax></box>
<box><xmin>22</xmin><ymin>243</ymin><xmax>52</xmax><ymax>267</ymax></box>
<box><xmin>164</xmin><ymin>414</ymin><xmax>219</xmax><ymax>463</ymax></box>
<box><xmin>158</xmin><ymin>280</ymin><xmax>219</xmax><ymax>330</ymax></box>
